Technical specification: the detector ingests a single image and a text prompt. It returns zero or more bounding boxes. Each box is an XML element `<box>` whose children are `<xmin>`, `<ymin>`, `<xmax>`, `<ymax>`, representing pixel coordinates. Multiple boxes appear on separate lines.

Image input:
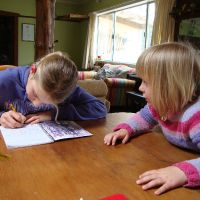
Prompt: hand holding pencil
<box><xmin>0</xmin><ymin>103</ymin><xmax>26</xmax><ymax>128</ymax></box>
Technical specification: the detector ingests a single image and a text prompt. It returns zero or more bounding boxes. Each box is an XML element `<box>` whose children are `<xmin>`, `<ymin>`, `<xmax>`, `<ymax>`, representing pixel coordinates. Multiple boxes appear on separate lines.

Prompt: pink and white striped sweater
<box><xmin>114</xmin><ymin>99</ymin><xmax>200</xmax><ymax>187</ymax></box>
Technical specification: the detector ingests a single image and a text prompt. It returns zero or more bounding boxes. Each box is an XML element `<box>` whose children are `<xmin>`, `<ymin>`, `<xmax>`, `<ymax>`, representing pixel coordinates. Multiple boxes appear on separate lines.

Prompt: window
<box><xmin>96</xmin><ymin>1</ymin><xmax>155</xmax><ymax>64</ymax></box>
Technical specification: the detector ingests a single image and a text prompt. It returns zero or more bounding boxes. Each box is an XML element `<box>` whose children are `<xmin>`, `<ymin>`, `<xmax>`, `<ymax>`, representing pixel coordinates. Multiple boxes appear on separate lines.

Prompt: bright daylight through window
<box><xmin>96</xmin><ymin>1</ymin><xmax>155</xmax><ymax>64</ymax></box>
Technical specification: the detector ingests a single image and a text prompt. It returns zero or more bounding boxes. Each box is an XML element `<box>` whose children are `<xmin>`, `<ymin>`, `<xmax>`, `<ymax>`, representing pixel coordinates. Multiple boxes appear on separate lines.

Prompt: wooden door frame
<box><xmin>0</xmin><ymin>10</ymin><xmax>19</xmax><ymax>65</ymax></box>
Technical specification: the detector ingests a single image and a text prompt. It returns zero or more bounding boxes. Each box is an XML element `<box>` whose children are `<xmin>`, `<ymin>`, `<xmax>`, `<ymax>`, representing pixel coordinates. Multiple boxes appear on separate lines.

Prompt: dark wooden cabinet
<box><xmin>126</xmin><ymin>73</ymin><xmax>146</xmax><ymax>112</ymax></box>
<box><xmin>172</xmin><ymin>0</ymin><xmax>200</xmax><ymax>48</ymax></box>
<box><xmin>127</xmin><ymin>73</ymin><xmax>142</xmax><ymax>94</ymax></box>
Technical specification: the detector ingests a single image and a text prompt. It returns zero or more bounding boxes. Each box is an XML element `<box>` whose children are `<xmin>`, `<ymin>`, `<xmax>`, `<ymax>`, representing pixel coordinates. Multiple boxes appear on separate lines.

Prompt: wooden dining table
<box><xmin>0</xmin><ymin>113</ymin><xmax>199</xmax><ymax>200</ymax></box>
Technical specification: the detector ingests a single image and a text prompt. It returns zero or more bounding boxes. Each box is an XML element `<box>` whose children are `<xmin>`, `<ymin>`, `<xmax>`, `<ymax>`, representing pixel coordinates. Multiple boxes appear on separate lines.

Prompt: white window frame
<box><xmin>95</xmin><ymin>0</ymin><xmax>155</xmax><ymax>65</ymax></box>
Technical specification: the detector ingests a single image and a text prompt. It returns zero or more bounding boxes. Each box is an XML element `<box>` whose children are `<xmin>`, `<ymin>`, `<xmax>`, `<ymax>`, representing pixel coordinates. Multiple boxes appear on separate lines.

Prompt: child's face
<box><xmin>139</xmin><ymin>78</ymin><xmax>151</xmax><ymax>103</ymax></box>
<box><xmin>26</xmin><ymin>75</ymin><xmax>54</xmax><ymax>106</ymax></box>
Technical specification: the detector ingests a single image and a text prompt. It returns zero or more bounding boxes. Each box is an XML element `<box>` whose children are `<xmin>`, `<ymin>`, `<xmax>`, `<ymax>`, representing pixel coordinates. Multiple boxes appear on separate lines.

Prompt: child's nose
<box><xmin>139</xmin><ymin>84</ymin><xmax>144</xmax><ymax>93</ymax></box>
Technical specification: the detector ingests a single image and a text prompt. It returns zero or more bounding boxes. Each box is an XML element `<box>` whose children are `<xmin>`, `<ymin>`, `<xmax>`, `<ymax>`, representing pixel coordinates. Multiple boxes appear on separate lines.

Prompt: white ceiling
<box><xmin>56</xmin><ymin>0</ymin><xmax>94</xmax><ymax>4</ymax></box>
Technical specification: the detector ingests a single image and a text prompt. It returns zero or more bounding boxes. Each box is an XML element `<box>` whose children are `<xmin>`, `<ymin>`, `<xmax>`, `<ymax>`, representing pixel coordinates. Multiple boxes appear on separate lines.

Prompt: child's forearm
<box><xmin>173</xmin><ymin>158</ymin><xmax>200</xmax><ymax>187</ymax></box>
<box><xmin>113</xmin><ymin>105</ymin><xmax>158</xmax><ymax>136</ymax></box>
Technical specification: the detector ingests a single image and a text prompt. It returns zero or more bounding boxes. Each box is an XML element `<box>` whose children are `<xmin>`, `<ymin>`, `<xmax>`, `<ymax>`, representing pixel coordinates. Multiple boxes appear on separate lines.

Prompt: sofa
<box><xmin>104</xmin><ymin>77</ymin><xmax>136</xmax><ymax>108</ymax></box>
<box><xmin>78</xmin><ymin>64</ymin><xmax>136</xmax><ymax>111</ymax></box>
<box><xmin>77</xmin><ymin>79</ymin><xmax>110</xmax><ymax>112</ymax></box>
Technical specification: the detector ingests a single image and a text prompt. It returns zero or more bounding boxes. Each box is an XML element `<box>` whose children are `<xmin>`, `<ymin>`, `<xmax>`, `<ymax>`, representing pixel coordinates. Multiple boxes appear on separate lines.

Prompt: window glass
<box><xmin>97</xmin><ymin>13</ymin><xmax>114</xmax><ymax>61</ymax></box>
<box><xmin>114</xmin><ymin>4</ymin><xmax>147</xmax><ymax>63</ymax></box>
<box><xmin>96</xmin><ymin>1</ymin><xmax>155</xmax><ymax>64</ymax></box>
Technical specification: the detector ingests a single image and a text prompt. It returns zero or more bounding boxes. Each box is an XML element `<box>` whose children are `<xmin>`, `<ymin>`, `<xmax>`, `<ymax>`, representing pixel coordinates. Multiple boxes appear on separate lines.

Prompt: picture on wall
<box><xmin>22</xmin><ymin>23</ymin><xmax>35</xmax><ymax>42</ymax></box>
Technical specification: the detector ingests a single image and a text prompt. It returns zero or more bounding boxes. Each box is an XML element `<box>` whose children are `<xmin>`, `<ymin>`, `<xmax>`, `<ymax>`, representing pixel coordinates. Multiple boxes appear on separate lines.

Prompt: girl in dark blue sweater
<box><xmin>0</xmin><ymin>52</ymin><xmax>107</xmax><ymax>128</ymax></box>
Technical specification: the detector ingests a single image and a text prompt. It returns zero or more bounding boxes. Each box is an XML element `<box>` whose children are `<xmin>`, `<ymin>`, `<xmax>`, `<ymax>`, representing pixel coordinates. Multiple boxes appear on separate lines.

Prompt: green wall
<box><xmin>0</xmin><ymin>0</ymin><xmax>137</xmax><ymax>67</ymax></box>
<box><xmin>54</xmin><ymin>21</ymin><xmax>88</xmax><ymax>68</ymax></box>
<box><xmin>55</xmin><ymin>2</ymin><xmax>88</xmax><ymax>68</ymax></box>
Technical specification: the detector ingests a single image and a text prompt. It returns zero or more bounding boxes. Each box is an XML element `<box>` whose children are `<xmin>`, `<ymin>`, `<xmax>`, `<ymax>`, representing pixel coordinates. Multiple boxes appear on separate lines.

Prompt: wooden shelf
<box><xmin>56</xmin><ymin>13</ymin><xmax>89</xmax><ymax>22</ymax></box>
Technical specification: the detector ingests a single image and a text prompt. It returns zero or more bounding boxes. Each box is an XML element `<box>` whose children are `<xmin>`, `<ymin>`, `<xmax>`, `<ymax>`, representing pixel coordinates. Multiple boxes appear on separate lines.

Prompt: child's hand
<box><xmin>136</xmin><ymin>166</ymin><xmax>187</xmax><ymax>195</ymax></box>
<box><xmin>104</xmin><ymin>129</ymin><xmax>131</xmax><ymax>145</ymax></box>
<box><xmin>25</xmin><ymin>111</ymin><xmax>51</xmax><ymax>124</ymax></box>
<box><xmin>0</xmin><ymin>111</ymin><xmax>26</xmax><ymax>128</ymax></box>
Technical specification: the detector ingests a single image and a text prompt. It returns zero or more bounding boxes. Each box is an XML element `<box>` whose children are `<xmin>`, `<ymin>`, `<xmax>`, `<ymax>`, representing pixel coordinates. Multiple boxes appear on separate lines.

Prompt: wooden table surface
<box><xmin>0</xmin><ymin>113</ymin><xmax>199</xmax><ymax>200</ymax></box>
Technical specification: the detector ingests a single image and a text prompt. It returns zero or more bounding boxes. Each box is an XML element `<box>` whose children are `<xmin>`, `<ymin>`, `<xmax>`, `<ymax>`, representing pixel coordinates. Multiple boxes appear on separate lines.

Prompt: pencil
<box><xmin>10</xmin><ymin>103</ymin><xmax>16</xmax><ymax>112</ymax></box>
<box><xmin>10</xmin><ymin>103</ymin><xmax>26</xmax><ymax>124</ymax></box>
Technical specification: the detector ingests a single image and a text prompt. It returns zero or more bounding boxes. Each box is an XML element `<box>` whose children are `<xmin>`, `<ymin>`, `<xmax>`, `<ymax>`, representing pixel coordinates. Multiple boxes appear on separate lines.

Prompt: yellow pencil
<box><xmin>9</xmin><ymin>103</ymin><xmax>25</xmax><ymax>124</ymax></box>
<box><xmin>10</xmin><ymin>103</ymin><xmax>16</xmax><ymax>112</ymax></box>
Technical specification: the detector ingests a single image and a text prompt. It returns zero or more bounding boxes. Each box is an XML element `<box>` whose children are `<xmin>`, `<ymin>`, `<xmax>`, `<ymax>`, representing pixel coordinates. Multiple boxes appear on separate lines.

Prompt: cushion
<box><xmin>78</xmin><ymin>71</ymin><xmax>97</xmax><ymax>80</ymax></box>
<box><xmin>96</xmin><ymin>63</ymin><xmax>136</xmax><ymax>80</ymax></box>
<box><xmin>104</xmin><ymin>78</ymin><xmax>135</xmax><ymax>89</ymax></box>
<box><xmin>77</xmin><ymin>79</ymin><xmax>110</xmax><ymax>111</ymax></box>
<box><xmin>77</xmin><ymin>79</ymin><xmax>108</xmax><ymax>97</ymax></box>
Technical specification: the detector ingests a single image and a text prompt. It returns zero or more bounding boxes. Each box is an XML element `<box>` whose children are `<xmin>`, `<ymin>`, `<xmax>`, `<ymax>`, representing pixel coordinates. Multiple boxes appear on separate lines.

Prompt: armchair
<box><xmin>78</xmin><ymin>70</ymin><xmax>136</xmax><ymax>111</ymax></box>
<box><xmin>104</xmin><ymin>77</ymin><xmax>135</xmax><ymax>108</ymax></box>
<box><xmin>77</xmin><ymin>79</ymin><xmax>110</xmax><ymax>112</ymax></box>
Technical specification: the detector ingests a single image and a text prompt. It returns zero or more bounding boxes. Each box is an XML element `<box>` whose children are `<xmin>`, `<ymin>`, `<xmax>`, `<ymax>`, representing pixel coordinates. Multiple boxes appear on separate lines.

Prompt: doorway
<box><xmin>0</xmin><ymin>11</ymin><xmax>18</xmax><ymax>65</ymax></box>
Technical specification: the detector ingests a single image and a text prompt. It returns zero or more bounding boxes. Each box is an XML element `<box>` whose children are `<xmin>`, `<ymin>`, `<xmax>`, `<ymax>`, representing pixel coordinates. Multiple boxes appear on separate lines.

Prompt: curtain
<box><xmin>152</xmin><ymin>0</ymin><xmax>175</xmax><ymax>45</ymax></box>
<box><xmin>82</xmin><ymin>13</ymin><xmax>97</xmax><ymax>69</ymax></box>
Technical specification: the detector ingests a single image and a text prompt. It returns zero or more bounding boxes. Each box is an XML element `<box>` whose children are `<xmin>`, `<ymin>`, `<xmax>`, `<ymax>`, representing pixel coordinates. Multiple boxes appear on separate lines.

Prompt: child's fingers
<box><xmin>1</xmin><ymin>119</ymin><xmax>15</xmax><ymax>128</ymax></box>
<box><xmin>142</xmin><ymin>178</ymin><xmax>163</xmax><ymax>191</ymax></box>
<box><xmin>138</xmin><ymin>170</ymin><xmax>157</xmax><ymax>178</ymax></box>
<box><xmin>104</xmin><ymin>134</ymin><xmax>114</xmax><ymax>145</ymax></box>
<box><xmin>122</xmin><ymin>134</ymin><xmax>130</xmax><ymax>144</ymax></box>
<box><xmin>25</xmin><ymin>112</ymin><xmax>51</xmax><ymax>124</ymax></box>
<box><xmin>104</xmin><ymin>130</ymin><xmax>129</xmax><ymax>146</ymax></box>
<box><xmin>19</xmin><ymin>113</ymin><xmax>26</xmax><ymax>123</ymax></box>
<box><xmin>112</xmin><ymin>134</ymin><xmax>120</xmax><ymax>145</ymax></box>
<box><xmin>25</xmin><ymin>115</ymin><xmax>41</xmax><ymax>124</ymax></box>
<box><xmin>4</xmin><ymin>112</ymin><xmax>23</xmax><ymax>128</ymax></box>
<box><xmin>25</xmin><ymin>114</ymin><xmax>41</xmax><ymax>123</ymax></box>
<box><xmin>137</xmin><ymin>173</ymin><xmax>158</xmax><ymax>185</ymax></box>
<box><xmin>30</xmin><ymin>118</ymin><xmax>40</xmax><ymax>124</ymax></box>
<box><xmin>112</xmin><ymin>131</ymin><xmax>129</xmax><ymax>145</ymax></box>
<box><xmin>24</xmin><ymin>115</ymin><xmax>35</xmax><ymax>123</ymax></box>
<box><xmin>104</xmin><ymin>133</ymin><xmax>118</xmax><ymax>145</ymax></box>
<box><xmin>12</xmin><ymin>112</ymin><xmax>25</xmax><ymax>123</ymax></box>
<box><xmin>106</xmin><ymin>133</ymin><xmax>123</xmax><ymax>145</ymax></box>
<box><xmin>154</xmin><ymin>183</ymin><xmax>169</xmax><ymax>195</ymax></box>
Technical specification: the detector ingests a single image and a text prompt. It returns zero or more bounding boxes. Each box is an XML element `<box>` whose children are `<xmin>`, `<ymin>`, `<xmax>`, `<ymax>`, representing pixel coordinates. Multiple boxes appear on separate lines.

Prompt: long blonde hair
<box><xmin>33</xmin><ymin>51</ymin><xmax>78</xmax><ymax>104</ymax></box>
<box><xmin>136</xmin><ymin>42</ymin><xmax>200</xmax><ymax>117</ymax></box>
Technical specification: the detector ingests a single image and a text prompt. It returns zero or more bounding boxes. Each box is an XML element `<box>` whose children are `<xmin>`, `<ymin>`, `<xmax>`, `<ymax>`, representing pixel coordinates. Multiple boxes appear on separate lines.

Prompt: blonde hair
<box><xmin>33</xmin><ymin>51</ymin><xmax>78</xmax><ymax>104</ymax></box>
<box><xmin>136</xmin><ymin>42</ymin><xmax>200</xmax><ymax>117</ymax></box>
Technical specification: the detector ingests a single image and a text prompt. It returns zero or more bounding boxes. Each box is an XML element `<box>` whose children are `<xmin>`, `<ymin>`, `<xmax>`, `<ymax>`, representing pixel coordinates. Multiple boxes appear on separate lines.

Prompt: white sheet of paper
<box><xmin>0</xmin><ymin>121</ymin><xmax>92</xmax><ymax>149</ymax></box>
<box><xmin>0</xmin><ymin>124</ymin><xmax>53</xmax><ymax>149</ymax></box>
